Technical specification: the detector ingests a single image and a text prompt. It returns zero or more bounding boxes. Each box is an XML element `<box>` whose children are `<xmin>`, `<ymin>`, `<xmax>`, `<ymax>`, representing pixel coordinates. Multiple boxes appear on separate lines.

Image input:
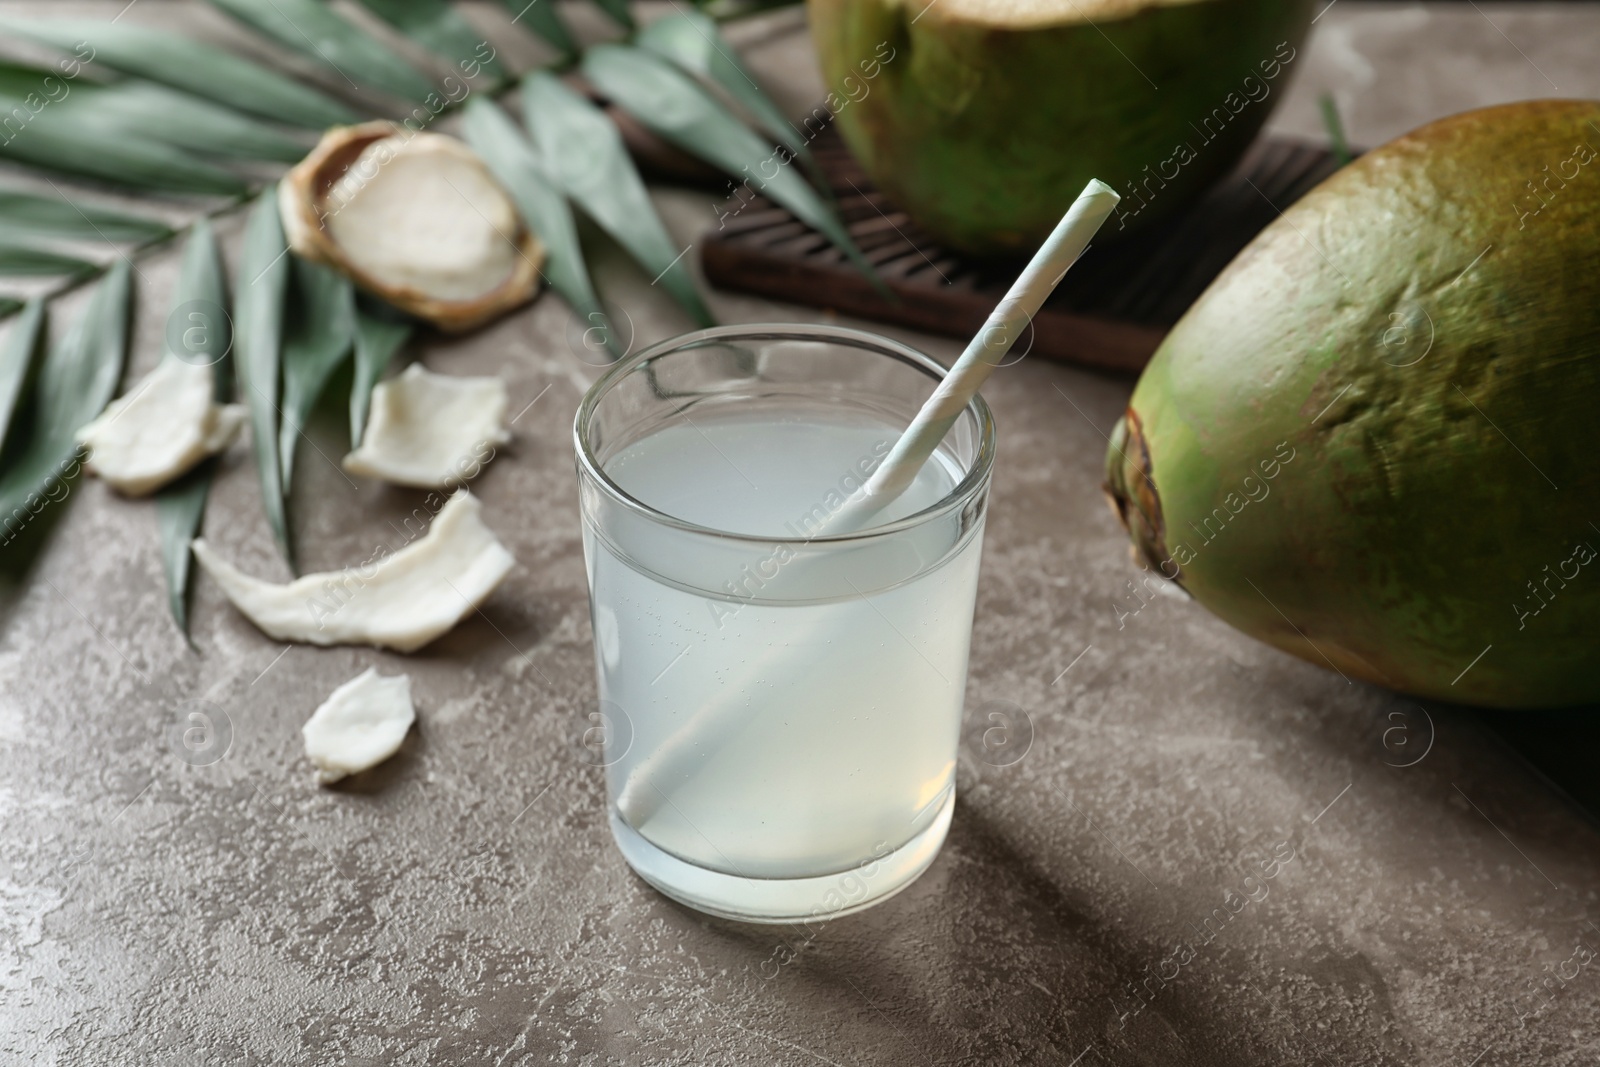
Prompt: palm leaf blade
<box><xmin>0</xmin><ymin>238</ymin><xmax>96</xmax><ymax>279</ymax></box>
<box><xmin>497</xmin><ymin>0</ymin><xmax>576</xmax><ymax>55</ymax></box>
<box><xmin>80</xmin><ymin>83</ymin><xmax>310</xmax><ymax>164</ymax></box>
<box><xmin>0</xmin><ymin>262</ymin><xmax>130</xmax><ymax>549</ymax></box>
<box><xmin>521</xmin><ymin>72</ymin><xmax>712</xmax><ymax>327</ymax></box>
<box><xmin>0</xmin><ymin>16</ymin><xmax>358</xmax><ymax>128</ymax></box>
<box><xmin>0</xmin><ymin>299</ymin><xmax>44</xmax><ymax>450</ymax></box>
<box><xmin>590</xmin><ymin>0</ymin><xmax>636</xmax><ymax>30</ymax></box>
<box><xmin>278</xmin><ymin>257</ymin><xmax>355</xmax><ymax>497</ymax></box>
<box><xmin>0</xmin><ymin>64</ymin><xmax>246</xmax><ymax>194</ymax></box>
<box><xmin>154</xmin><ymin>219</ymin><xmax>230</xmax><ymax>636</ymax></box>
<box><xmin>207</xmin><ymin>0</ymin><xmax>437</xmax><ymax>104</ymax></box>
<box><xmin>155</xmin><ymin>462</ymin><xmax>214</xmax><ymax>637</ymax></box>
<box><xmin>349</xmin><ymin>306</ymin><xmax>411</xmax><ymax>447</ymax></box>
<box><xmin>461</xmin><ymin>97</ymin><xmax>620</xmax><ymax>358</ymax></box>
<box><xmin>582</xmin><ymin>45</ymin><xmax>875</xmax><ymax>279</ymax></box>
<box><xmin>352</xmin><ymin>0</ymin><xmax>506</xmax><ymax>81</ymax></box>
<box><xmin>0</xmin><ymin>188</ymin><xmax>171</xmax><ymax>244</ymax></box>
<box><xmin>636</xmin><ymin>11</ymin><xmax>808</xmax><ymax>161</ymax></box>
<box><xmin>233</xmin><ymin>191</ymin><xmax>292</xmax><ymax>565</ymax></box>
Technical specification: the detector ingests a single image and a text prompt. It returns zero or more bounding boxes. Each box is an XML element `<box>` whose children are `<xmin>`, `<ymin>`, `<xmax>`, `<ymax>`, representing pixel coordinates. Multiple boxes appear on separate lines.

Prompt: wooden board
<box><xmin>701</xmin><ymin>124</ymin><xmax>1345</xmax><ymax>375</ymax></box>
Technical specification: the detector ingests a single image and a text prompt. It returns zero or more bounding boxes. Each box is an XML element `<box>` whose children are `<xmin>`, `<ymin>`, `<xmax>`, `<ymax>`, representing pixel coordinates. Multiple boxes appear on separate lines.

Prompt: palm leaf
<box><xmin>636</xmin><ymin>11</ymin><xmax>809</xmax><ymax>162</ymax></box>
<box><xmin>461</xmin><ymin>97</ymin><xmax>620</xmax><ymax>359</ymax></box>
<box><xmin>350</xmin><ymin>304</ymin><xmax>411</xmax><ymax>447</ymax></box>
<box><xmin>278</xmin><ymin>257</ymin><xmax>355</xmax><ymax>498</ymax></box>
<box><xmin>590</xmin><ymin>0</ymin><xmax>636</xmax><ymax>31</ymax></box>
<box><xmin>77</xmin><ymin>82</ymin><xmax>310</xmax><ymax>164</ymax></box>
<box><xmin>582</xmin><ymin>45</ymin><xmax>876</xmax><ymax>280</ymax></box>
<box><xmin>0</xmin><ymin>188</ymin><xmax>170</xmax><ymax>244</ymax></box>
<box><xmin>155</xmin><ymin>462</ymin><xmax>215</xmax><ymax>638</ymax></box>
<box><xmin>352</xmin><ymin>0</ymin><xmax>506</xmax><ymax>82</ymax></box>
<box><xmin>0</xmin><ymin>238</ymin><xmax>96</xmax><ymax>279</ymax></box>
<box><xmin>0</xmin><ymin>16</ymin><xmax>358</xmax><ymax>129</ymax></box>
<box><xmin>233</xmin><ymin>190</ymin><xmax>292</xmax><ymax>565</ymax></box>
<box><xmin>521</xmin><ymin>73</ymin><xmax>713</xmax><ymax>328</ymax></box>
<box><xmin>0</xmin><ymin>262</ymin><xmax>130</xmax><ymax>549</ymax></box>
<box><xmin>497</xmin><ymin>0</ymin><xmax>576</xmax><ymax>55</ymax></box>
<box><xmin>0</xmin><ymin>299</ymin><xmax>44</xmax><ymax>450</ymax></box>
<box><xmin>154</xmin><ymin>219</ymin><xmax>231</xmax><ymax>636</ymax></box>
<box><xmin>207</xmin><ymin>0</ymin><xmax>437</xmax><ymax>104</ymax></box>
<box><xmin>177</xmin><ymin>219</ymin><xmax>234</xmax><ymax>396</ymax></box>
<box><xmin>0</xmin><ymin>64</ymin><xmax>245</xmax><ymax>194</ymax></box>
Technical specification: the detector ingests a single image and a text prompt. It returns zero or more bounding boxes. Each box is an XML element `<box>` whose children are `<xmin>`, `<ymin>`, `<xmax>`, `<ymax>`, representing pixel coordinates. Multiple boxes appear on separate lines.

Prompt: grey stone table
<box><xmin>3</xmin><ymin>3</ymin><xmax>1599</xmax><ymax>1064</ymax></box>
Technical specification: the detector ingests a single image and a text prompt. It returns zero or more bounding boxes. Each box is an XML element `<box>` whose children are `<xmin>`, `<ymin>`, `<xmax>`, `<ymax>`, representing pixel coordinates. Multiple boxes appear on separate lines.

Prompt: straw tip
<box><xmin>1082</xmin><ymin>178</ymin><xmax>1121</xmax><ymax>203</ymax></box>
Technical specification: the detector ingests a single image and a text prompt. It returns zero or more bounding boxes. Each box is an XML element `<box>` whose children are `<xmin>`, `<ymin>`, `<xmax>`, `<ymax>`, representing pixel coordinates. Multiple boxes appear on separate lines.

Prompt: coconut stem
<box><xmin>1103</xmin><ymin>408</ymin><xmax>1175</xmax><ymax>580</ymax></box>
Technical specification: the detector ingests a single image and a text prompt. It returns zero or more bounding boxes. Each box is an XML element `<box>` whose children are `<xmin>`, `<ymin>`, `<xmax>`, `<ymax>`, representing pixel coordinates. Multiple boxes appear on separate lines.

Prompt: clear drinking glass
<box><xmin>573</xmin><ymin>324</ymin><xmax>995</xmax><ymax>923</ymax></box>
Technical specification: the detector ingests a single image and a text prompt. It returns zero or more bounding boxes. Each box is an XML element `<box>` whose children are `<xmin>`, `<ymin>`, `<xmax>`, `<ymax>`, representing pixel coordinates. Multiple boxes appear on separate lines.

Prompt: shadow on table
<box><xmin>1482</xmin><ymin>705</ymin><xmax>1600</xmax><ymax>830</ymax></box>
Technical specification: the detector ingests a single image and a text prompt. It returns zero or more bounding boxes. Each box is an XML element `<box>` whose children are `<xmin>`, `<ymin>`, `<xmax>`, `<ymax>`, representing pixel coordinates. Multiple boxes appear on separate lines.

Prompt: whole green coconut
<box><xmin>1105</xmin><ymin>100</ymin><xmax>1600</xmax><ymax>709</ymax></box>
<box><xmin>808</xmin><ymin>0</ymin><xmax>1313</xmax><ymax>256</ymax></box>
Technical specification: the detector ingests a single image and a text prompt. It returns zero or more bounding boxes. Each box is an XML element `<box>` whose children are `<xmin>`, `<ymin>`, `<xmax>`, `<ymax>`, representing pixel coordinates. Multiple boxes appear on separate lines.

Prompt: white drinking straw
<box><xmin>827</xmin><ymin>179</ymin><xmax>1122</xmax><ymax>532</ymax></box>
<box><xmin>618</xmin><ymin>180</ymin><xmax>1121</xmax><ymax>825</ymax></box>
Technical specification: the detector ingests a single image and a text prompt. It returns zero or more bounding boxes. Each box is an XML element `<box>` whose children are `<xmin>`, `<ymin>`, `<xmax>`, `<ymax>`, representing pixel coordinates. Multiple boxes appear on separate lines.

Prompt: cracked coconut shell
<box><xmin>809</xmin><ymin>0</ymin><xmax>1313</xmax><ymax>254</ymax></box>
<box><xmin>280</xmin><ymin>122</ymin><xmax>543</xmax><ymax>332</ymax></box>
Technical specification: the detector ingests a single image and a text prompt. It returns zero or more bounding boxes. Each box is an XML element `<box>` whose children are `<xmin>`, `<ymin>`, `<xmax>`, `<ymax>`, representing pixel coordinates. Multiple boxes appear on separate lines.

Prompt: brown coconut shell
<box><xmin>280</xmin><ymin>121</ymin><xmax>544</xmax><ymax>333</ymax></box>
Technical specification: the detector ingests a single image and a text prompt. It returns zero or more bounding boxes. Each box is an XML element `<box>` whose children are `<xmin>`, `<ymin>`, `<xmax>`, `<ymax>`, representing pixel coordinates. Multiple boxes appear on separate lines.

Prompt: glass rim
<box><xmin>572</xmin><ymin>322</ymin><xmax>997</xmax><ymax>546</ymax></box>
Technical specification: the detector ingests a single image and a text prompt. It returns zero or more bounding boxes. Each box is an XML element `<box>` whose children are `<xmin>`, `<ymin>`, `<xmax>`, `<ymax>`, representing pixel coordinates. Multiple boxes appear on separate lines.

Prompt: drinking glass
<box><xmin>574</xmin><ymin>324</ymin><xmax>995</xmax><ymax>922</ymax></box>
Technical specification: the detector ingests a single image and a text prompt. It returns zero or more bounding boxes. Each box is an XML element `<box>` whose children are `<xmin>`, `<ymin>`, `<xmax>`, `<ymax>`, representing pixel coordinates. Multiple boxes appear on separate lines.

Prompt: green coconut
<box><xmin>808</xmin><ymin>0</ymin><xmax>1313</xmax><ymax>256</ymax></box>
<box><xmin>1104</xmin><ymin>100</ymin><xmax>1600</xmax><ymax>709</ymax></box>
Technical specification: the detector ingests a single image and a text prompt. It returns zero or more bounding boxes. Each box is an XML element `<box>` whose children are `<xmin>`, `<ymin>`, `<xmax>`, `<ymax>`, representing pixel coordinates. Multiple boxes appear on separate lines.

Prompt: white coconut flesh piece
<box><xmin>191</xmin><ymin>491</ymin><xmax>515</xmax><ymax>653</ymax></box>
<box><xmin>302</xmin><ymin>667</ymin><xmax>415</xmax><ymax>784</ymax></box>
<box><xmin>343</xmin><ymin>364</ymin><xmax>511</xmax><ymax>489</ymax></box>
<box><xmin>327</xmin><ymin>134</ymin><xmax>522</xmax><ymax>302</ymax></box>
<box><xmin>911</xmin><ymin>0</ymin><xmax>1204</xmax><ymax>27</ymax></box>
<box><xmin>76</xmin><ymin>357</ymin><xmax>246</xmax><ymax>497</ymax></box>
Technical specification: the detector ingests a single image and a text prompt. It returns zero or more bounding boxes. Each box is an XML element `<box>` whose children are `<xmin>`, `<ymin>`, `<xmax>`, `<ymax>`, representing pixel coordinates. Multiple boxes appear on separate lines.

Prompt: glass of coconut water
<box><xmin>574</xmin><ymin>323</ymin><xmax>994</xmax><ymax>923</ymax></box>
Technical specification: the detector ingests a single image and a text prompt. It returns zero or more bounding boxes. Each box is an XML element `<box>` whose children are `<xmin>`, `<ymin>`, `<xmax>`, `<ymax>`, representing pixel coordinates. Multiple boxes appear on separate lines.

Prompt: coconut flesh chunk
<box><xmin>911</xmin><ymin>0</ymin><xmax>1206</xmax><ymax>28</ymax></box>
<box><xmin>343</xmin><ymin>364</ymin><xmax>511</xmax><ymax>489</ymax></box>
<box><xmin>191</xmin><ymin>491</ymin><xmax>515</xmax><ymax>653</ymax></box>
<box><xmin>326</xmin><ymin>133</ymin><xmax>521</xmax><ymax>303</ymax></box>
<box><xmin>76</xmin><ymin>357</ymin><xmax>246</xmax><ymax>497</ymax></box>
<box><xmin>302</xmin><ymin>667</ymin><xmax>415</xmax><ymax>784</ymax></box>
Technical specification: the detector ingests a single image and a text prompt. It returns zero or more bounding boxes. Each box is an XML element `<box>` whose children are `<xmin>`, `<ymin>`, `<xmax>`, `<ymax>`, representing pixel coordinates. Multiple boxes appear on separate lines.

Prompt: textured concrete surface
<box><xmin>3</xmin><ymin>3</ymin><xmax>1600</xmax><ymax>1065</ymax></box>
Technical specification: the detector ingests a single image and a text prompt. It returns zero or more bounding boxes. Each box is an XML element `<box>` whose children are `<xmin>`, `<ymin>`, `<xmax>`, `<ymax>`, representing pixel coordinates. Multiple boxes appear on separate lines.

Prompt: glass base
<box><xmin>609</xmin><ymin>790</ymin><xmax>955</xmax><ymax>924</ymax></box>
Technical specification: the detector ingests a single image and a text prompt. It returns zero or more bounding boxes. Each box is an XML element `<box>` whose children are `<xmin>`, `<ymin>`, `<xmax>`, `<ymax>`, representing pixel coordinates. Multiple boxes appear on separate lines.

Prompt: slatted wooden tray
<box><xmin>700</xmin><ymin>124</ymin><xmax>1344</xmax><ymax>374</ymax></box>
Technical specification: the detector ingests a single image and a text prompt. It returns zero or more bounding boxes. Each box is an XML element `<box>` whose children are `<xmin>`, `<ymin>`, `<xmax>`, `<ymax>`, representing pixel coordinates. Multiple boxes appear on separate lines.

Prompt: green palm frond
<box><xmin>0</xmin><ymin>187</ymin><xmax>171</xmax><ymax>243</ymax></box>
<box><xmin>461</xmin><ymin>96</ymin><xmax>619</xmax><ymax>358</ymax></box>
<box><xmin>207</xmin><ymin>0</ymin><xmax>438</xmax><ymax>104</ymax></box>
<box><xmin>278</xmin><ymin>258</ymin><xmax>355</xmax><ymax>500</ymax></box>
<box><xmin>0</xmin><ymin>239</ymin><xmax>96</xmax><ymax>279</ymax></box>
<box><xmin>350</xmin><ymin>304</ymin><xmax>412</xmax><ymax>447</ymax></box>
<box><xmin>522</xmin><ymin>72</ymin><xmax>713</xmax><ymax>328</ymax></box>
<box><xmin>0</xmin><ymin>16</ymin><xmax>358</xmax><ymax>128</ymax></box>
<box><xmin>0</xmin><ymin>299</ymin><xmax>44</xmax><ymax>450</ymax></box>
<box><xmin>0</xmin><ymin>0</ymin><xmax>837</xmax><ymax>592</ymax></box>
<box><xmin>590</xmin><ymin>0</ymin><xmax>637</xmax><ymax>31</ymax></box>
<box><xmin>583</xmin><ymin>44</ymin><xmax>873</xmax><ymax>280</ymax></box>
<box><xmin>0</xmin><ymin>64</ymin><xmax>246</xmax><ymax>194</ymax></box>
<box><xmin>495</xmin><ymin>0</ymin><xmax>576</xmax><ymax>57</ymax></box>
<box><xmin>352</xmin><ymin>0</ymin><xmax>507</xmax><ymax>83</ymax></box>
<box><xmin>0</xmin><ymin>262</ymin><xmax>130</xmax><ymax>548</ymax></box>
<box><xmin>233</xmin><ymin>191</ymin><xmax>292</xmax><ymax>566</ymax></box>
<box><xmin>636</xmin><ymin>10</ymin><xmax>808</xmax><ymax>162</ymax></box>
<box><xmin>154</xmin><ymin>219</ymin><xmax>231</xmax><ymax>637</ymax></box>
<box><xmin>73</xmin><ymin>81</ymin><xmax>311</xmax><ymax>164</ymax></box>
